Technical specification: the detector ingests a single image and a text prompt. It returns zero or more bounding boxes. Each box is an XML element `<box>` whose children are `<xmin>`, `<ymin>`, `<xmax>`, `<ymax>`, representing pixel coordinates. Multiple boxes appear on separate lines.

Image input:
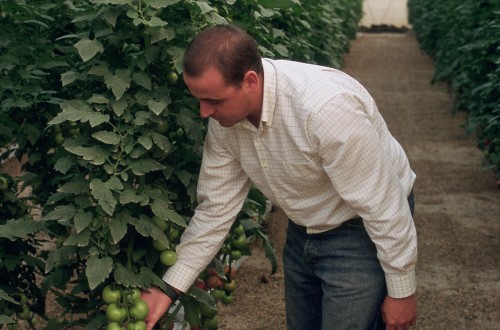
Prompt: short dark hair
<box><xmin>183</xmin><ymin>24</ymin><xmax>263</xmax><ymax>86</ymax></box>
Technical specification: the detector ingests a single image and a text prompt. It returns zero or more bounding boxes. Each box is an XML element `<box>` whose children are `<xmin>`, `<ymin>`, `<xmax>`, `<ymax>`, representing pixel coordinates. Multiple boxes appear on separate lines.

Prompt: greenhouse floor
<box><xmin>217</xmin><ymin>32</ymin><xmax>500</xmax><ymax>330</ymax></box>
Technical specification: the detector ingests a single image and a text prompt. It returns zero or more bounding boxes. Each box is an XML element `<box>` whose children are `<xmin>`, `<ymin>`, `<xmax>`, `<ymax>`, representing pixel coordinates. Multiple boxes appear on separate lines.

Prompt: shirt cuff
<box><xmin>385</xmin><ymin>270</ymin><xmax>416</xmax><ymax>298</ymax></box>
<box><xmin>162</xmin><ymin>261</ymin><xmax>200</xmax><ymax>293</ymax></box>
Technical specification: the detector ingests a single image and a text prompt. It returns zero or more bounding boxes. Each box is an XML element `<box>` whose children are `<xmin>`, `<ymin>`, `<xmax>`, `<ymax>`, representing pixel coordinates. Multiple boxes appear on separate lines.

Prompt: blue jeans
<box><xmin>283</xmin><ymin>192</ymin><xmax>415</xmax><ymax>330</ymax></box>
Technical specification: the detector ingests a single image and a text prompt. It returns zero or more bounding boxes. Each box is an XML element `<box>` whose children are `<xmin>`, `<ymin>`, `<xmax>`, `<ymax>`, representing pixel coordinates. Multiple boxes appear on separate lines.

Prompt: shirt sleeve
<box><xmin>310</xmin><ymin>92</ymin><xmax>418</xmax><ymax>298</ymax></box>
<box><xmin>162</xmin><ymin>121</ymin><xmax>251</xmax><ymax>292</ymax></box>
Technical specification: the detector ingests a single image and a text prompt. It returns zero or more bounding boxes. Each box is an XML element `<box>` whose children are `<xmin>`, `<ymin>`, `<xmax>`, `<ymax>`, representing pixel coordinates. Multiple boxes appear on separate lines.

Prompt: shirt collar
<box><xmin>236</xmin><ymin>58</ymin><xmax>277</xmax><ymax>131</ymax></box>
<box><xmin>260</xmin><ymin>58</ymin><xmax>277</xmax><ymax>127</ymax></box>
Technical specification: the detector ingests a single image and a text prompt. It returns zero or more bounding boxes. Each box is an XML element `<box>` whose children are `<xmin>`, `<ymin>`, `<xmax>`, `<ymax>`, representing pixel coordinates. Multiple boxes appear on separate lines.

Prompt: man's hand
<box><xmin>381</xmin><ymin>294</ymin><xmax>417</xmax><ymax>330</ymax></box>
<box><xmin>141</xmin><ymin>286</ymin><xmax>173</xmax><ymax>330</ymax></box>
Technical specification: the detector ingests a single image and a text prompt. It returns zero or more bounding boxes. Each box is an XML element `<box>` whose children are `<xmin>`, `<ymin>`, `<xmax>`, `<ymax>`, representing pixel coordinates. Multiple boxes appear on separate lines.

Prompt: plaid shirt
<box><xmin>164</xmin><ymin>59</ymin><xmax>417</xmax><ymax>298</ymax></box>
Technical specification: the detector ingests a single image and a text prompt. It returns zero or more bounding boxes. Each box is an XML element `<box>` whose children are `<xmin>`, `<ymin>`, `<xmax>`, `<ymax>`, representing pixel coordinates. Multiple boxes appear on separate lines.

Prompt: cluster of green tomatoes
<box><xmin>102</xmin><ymin>285</ymin><xmax>150</xmax><ymax>330</ymax></box>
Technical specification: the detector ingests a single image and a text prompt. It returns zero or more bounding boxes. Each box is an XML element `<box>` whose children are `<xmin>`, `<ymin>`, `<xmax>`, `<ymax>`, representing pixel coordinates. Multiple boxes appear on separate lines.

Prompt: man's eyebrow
<box><xmin>199</xmin><ymin>97</ymin><xmax>222</xmax><ymax>102</ymax></box>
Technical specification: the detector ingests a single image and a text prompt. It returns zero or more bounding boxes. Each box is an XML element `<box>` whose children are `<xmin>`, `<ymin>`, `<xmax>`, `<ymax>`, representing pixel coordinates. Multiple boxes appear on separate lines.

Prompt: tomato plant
<box><xmin>0</xmin><ymin>0</ymin><xmax>363</xmax><ymax>328</ymax></box>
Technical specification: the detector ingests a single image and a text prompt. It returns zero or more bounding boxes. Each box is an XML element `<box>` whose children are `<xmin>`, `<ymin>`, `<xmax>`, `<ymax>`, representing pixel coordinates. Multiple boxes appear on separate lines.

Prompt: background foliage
<box><xmin>408</xmin><ymin>0</ymin><xmax>500</xmax><ymax>183</ymax></box>
<box><xmin>0</xmin><ymin>0</ymin><xmax>362</xmax><ymax>328</ymax></box>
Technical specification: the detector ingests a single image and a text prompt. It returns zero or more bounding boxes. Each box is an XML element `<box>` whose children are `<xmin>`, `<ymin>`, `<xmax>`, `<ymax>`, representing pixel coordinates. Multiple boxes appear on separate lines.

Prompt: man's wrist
<box><xmin>164</xmin><ymin>283</ymin><xmax>180</xmax><ymax>302</ymax></box>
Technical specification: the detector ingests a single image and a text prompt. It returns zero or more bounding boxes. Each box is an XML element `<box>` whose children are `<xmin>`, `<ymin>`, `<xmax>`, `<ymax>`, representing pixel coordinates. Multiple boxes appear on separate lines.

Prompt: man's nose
<box><xmin>199</xmin><ymin>102</ymin><xmax>215</xmax><ymax>118</ymax></box>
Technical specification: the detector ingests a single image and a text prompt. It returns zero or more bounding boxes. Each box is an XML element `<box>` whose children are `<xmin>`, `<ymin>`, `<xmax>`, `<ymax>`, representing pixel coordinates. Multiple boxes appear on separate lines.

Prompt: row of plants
<box><xmin>0</xmin><ymin>0</ymin><xmax>363</xmax><ymax>329</ymax></box>
<box><xmin>408</xmin><ymin>0</ymin><xmax>500</xmax><ymax>184</ymax></box>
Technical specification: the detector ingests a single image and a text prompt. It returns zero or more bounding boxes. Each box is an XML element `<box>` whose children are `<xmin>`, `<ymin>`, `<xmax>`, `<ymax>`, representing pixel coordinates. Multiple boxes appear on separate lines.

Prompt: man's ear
<box><xmin>242</xmin><ymin>71</ymin><xmax>260</xmax><ymax>92</ymax></box>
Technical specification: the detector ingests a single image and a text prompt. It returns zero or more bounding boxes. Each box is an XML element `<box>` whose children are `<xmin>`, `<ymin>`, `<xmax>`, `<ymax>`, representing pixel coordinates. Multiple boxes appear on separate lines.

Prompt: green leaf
<box><xmin>74</xmin><ymin>211</ymin><xmax>93</xmax><ymax>233</ymax></box>
<box><xmin>0</xmin><ymin>315</ymin><xmax>15</xmax><ymax>324</ymax></box>
<box><xmin>131</xmin><ymin>215</ymin><xmax>170</xmax><ymax>246</ymax></box>
<box><xmin>148</xmin><ymin>99</ymin><xmax>168</xmax><ymax>115</ymax></box>
<box><xmin>92</xmin><ymin>131</ymin><xmax>121</xmax><ymax>145</ymax></box>
<box><xmin>61</xmin><ymin>71</ymin><xmax>80</xmax><ymax>86</ymax></box>
<box><xmin>259</xmin><ymin>228</ymin><xmax>277</xmax><ymax>274</ymax></box>
<box><xmin>0</xmin><ymin>289</ymin><xmax>19</xmax><ymax>305</ymax></box>
<box><xmin>104</xmin><ymin>69</ymin><xmax>131</xmax><ymax>100</ymax></box>
<box><xmin>144</xmin><ymin>0</ymin><xmax>182</xmax><ymax>8</ymax></box>
<box><xmin>151</xmin><ymin>132</ymin><xmax>171</xmax><ymax>153</ymax></box>
<box><xmin>257</xmin><ymin>0</ymin><xmax>300</xmax><ymax>9</ymax></box>
<box><xmin>138</xmin><ymin>135</ymin><xmax>153</xmax><ymax>150</ymax></box>
<box><xmin>57</xmin><ymin>180</ymin><xmax>89</xmax><ymax>194</ymax></box>
<box><xmin>86</xmin><ymin>256</ymin><xmax>113</xmax><ymax>290</ymax></box>
<box><xmin>149</xmin><ymin>27</ymin><xmax>175</xmax><ymax>44</ymax></box>
<box><xmin>129</xmin><ymin>159</ymin><xmax>166</xmax><ymax>175</ymax></box>
<box><xmin>90</xmin><ymin>177</ymin><xmax>124</xmax><ymax>216</ymax></box>
<box><xmin>75</xmin><ymin>37</ymin><xmax>104</xmax><ymax>62</ymax></box>
<box><xmin>114</xmin><ymin>265</ymin><xmax>167</xmax><ymax>290</ymax></box>
<box><xmin>54</xmin><ymin>157</ymin><xmax>74</xmax><ymax>175</ymax></box>
<box><xmin>49</xmin><ymin>100</ymin><xmax>110</xmax><ymax>127</ymax></box>
<box><xmin>64</xmin><ymin>228</ymin><xmax>91</xmax><ymax>247</ymax></box>
<box><xmin>45</xmin><ymin>245</ymin><xmax>79</xmax><ymax>273</ymax></box>
<box><xmin>111</xmin><ymin>98</ymin><xmax>128</xmax><ymax>116</ymax></box>
<box><xmin>176</xmin><ymin>170</ymin><xmax>192</xmax><ymax>187</ymax></box>
<box><xmin>151</xmin><ymin>200</ymin><xmax>187</xmax><ymax>227</ymax></box>
<box><xmin>0</xmin><ymin>218</ymin><xmax>45</xmax><ymax>240</ymax></box>
<box><xmin>88</xmin><ymin>94</ymin><xmax>109</xmax><ymax>104</ymax></box>
<box><xmin>166</xmin><ymin>46</ymin><xmax>185</xmax><ymax>74</ymax></box>
<box><xmin>65</xmin><ymin>146</ymin><xmax>108</xmax><ymax>165</ymax></box>
<box><xmin>41</xmin><ymin>205</ymin><xmax>77</xmax><ymax>225</ymax></box>
<box><xmin>120</xmin><ymin>189</ymin><xmax>144</xmax><ymax>205</ymax></box>
<box><xmin>109</xmin><ymin>215</ymin><xmax>128</xmax><ymax>243</ymax></box>
<box><xmin>132</xmin><ymin>71</ymin><xmax>152</xmax><ymax>90</ymax></box>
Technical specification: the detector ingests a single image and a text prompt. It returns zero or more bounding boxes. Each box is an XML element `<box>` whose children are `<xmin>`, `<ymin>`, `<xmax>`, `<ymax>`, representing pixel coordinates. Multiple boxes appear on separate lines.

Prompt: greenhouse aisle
<box><xmin>217</xmin><ymin>32</ymin><xmax>500</xmax><ymax>330</ymax></box>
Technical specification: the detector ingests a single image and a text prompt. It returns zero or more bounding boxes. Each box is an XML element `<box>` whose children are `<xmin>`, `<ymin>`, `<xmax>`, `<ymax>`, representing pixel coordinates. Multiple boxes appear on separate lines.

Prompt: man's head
<box><xmin>182</xmin><ymin>25</ymin><xmax>264</xmax><ymax>127</ymax></box>
<box><xmin>183</xmin><ymin>24</ymin><xmax>263</xmax><ymax>86</ymax></box>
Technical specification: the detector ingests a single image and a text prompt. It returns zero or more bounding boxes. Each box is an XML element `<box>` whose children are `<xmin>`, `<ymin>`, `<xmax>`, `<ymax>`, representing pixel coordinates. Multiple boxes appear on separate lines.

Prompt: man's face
<box><xmin>183</xmin><ymin>67</ymin><xmax>253</xmax><ymax>127</ymax></box>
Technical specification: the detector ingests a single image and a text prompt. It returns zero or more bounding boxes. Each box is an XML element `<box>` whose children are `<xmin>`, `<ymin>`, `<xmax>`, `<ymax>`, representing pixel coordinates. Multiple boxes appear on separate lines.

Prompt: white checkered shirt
<box><xmin>163</xmin><ymin>59</ymin><xmax>417</xmax><ymax>298</ymax></box>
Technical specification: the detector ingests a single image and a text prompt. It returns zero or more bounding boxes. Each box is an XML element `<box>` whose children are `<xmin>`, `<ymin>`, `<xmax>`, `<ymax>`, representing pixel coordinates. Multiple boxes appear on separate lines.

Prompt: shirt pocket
<box><xmin>281</xmin><ymin>160</ymin><xmax>325</xmax><ymax>195</ymax></box>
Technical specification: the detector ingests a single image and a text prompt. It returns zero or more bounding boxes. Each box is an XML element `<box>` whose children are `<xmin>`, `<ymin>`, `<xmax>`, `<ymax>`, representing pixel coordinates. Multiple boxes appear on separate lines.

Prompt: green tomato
<box><xmin>199</xmin><ymin>303</ymin><xmax>218</xmax><ymax>318</ymax></box>
<box><xmin>166</xmin><ymin>72</ymin><xmax>178</xmax><ymax>84</ymax></box>
<box><xmin>203</xmin><ymin>316</ymin><xmax>219</xmax><ymax>330</ymax></box>
<box><xmin>0</xmin><ymin>176</ymin><xmax>9</xmax><ymax>191</ymax></box>
<box><xmin>106</xmin><ymin>322</ymin><xmax>125</xmax><ymax>330</ymax></box>
<box><xmin>152</xmin><ymin>216</ymin><xmax>168</xmax><ymax>231</ymax></box>
<box><xmin>55</xmin><ymin>132</ymin><xmax>64</xmax><ymax>145</ymax></box>
<box><xmin>160</xmin><ymin>250</ymin><xmax>177</xmax><ymax>266</ymax></box>
<box><xmin>231</xmin><ymin>234</ymin><xmax>247</xmax><ymax>249</ymax></box>
<box><xmin>210</xmin><ymin>289</ymin><xmax>224</xmax><ymax>301</ymax></box>
<box><xmin>125</xmin><ymin>288</ymin><xmax>141</xmax><ymax>303</ymax></box>
<box><xmin>129</xmin><ymin>299</ymin><xmax>149</xmax><ymax>321</ymax></box>
<box><xmin>127</xmin><ymin>320</ymin><xmax>147</xmax><ymax>330</ymax></box>
<box><xmin>17</xmin><ymin>305</ymin><xmax>31</xmax><ymax>320</ymax></box>
<box><xmin>233</xmin><ymin>223</ymin><xmax>245</xmax><ymax>235</ymax></box>
<box><xmin>102</xmin><ymin>285</ymin><xmax>122</xmax><ymax>304</ymax></box>
<box><xmin>152</xmin><ymin>239</ymin><xmax>168</xmax><ymax>252</ymax></box>
<box><xmin>223</xmin><ymin>279</ymin><xmax>236</xmax><ymax>293</ymax></box>
<box><xmin>106</xmin><ymin>303</ymin><xmax>126</xmax><ymax>322</ymax></box>
<box><xmin>230</xmin><ymin>250</ymin><xmax>242</xmax><ymax>260</ymax></box>
<box><xmin>221</xmin><ymin>292</ymin><xmax>234</xmax><ymax>305</ymax></box>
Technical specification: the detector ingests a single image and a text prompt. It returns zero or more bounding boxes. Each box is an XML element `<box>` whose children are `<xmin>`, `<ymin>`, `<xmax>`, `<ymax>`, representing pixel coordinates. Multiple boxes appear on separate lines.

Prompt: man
<box><xmin>142</xmin><ymin>24</ymin><xmax>417</xmax><ymax>330</ymax></box>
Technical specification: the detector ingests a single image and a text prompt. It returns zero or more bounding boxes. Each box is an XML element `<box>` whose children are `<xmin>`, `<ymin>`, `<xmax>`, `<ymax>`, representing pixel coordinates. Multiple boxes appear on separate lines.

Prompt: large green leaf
<box><xmin>0</xmin><ymin>289</ymin><xmax>19</xmax><ymax>305</ymax></box>
<box><xmin>0</xmin><ymin>218</ymin><xmax>45</xmax><ymax>241</ymax></box>
<box><xmin>151</xmin><ymin>200</ymin><xmax>187</xmax><ymax>227</ymax></box>
<box><xmin>75</xmin><ymin>37</ymin><xmax>104</xmax><ymax>62</ymax></box>
<box><xmin>48</xmin><ymin>100</ymin><xmax>110</xmax><ymax>127</ymax></box>
<box><xmin>104</xmin><ymin>69</ymin><xmax>132</xmax><ymax>100</ymax></box>
<box><xmin>114</xmin><ymin>265</ymin><xmax>167</xmax><ymax>290</ymax></box>
<box><xmin>86</xmin><ymin>255</ymin><xmax>113</xmax><ymax>290</ymax></box>
<box><xmin>109</xmin><ymin>215</ymin><xmax>129</xmax><ymax>244</ymax></box>
<box><xmin>90</xmin><ymin>177</ymin><xmax>124</xmax><ymax>216</ymax></box>
<box><xmin>129</xmin><ymin>159</ymin><xmax>166</xmax><ymax>175</ymax></box>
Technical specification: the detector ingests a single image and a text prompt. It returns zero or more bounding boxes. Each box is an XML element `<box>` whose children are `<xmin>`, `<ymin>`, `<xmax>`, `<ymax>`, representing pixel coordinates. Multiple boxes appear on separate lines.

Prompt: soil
<box><xmin>216</xmin><ymin>32</ymin><xmax>500</xmax><ymax>330</ymax></box>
